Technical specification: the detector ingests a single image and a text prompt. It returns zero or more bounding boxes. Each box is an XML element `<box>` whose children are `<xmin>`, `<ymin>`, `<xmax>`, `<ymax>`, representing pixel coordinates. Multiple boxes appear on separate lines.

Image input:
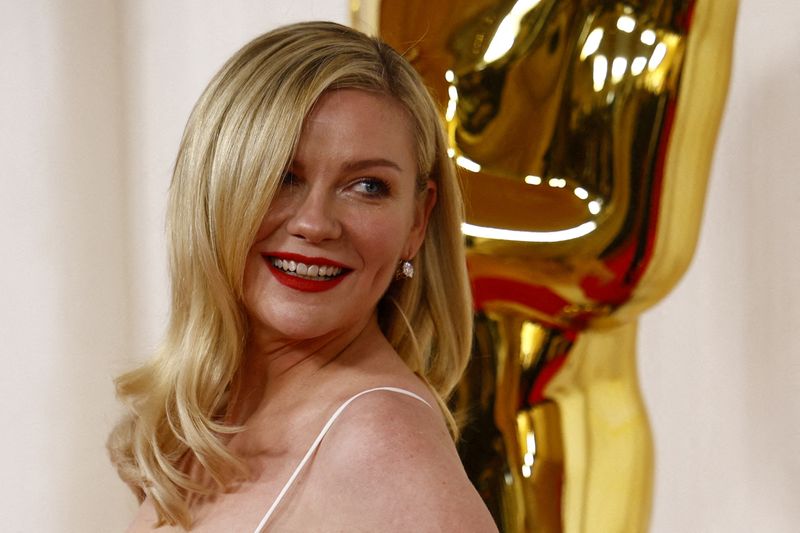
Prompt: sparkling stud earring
<box><xmin>396</xmin><ymin>259</ymin><xmax>414</xmax><ymax>279</ymax></box>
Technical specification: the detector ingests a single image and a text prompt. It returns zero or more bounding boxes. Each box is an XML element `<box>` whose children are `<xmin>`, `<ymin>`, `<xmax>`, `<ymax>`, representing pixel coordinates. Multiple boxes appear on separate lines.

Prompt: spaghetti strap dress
<box><xmin>251</xmin><ymin>386</ymin><xmax>433</xmax><ymax>533</ymax></box>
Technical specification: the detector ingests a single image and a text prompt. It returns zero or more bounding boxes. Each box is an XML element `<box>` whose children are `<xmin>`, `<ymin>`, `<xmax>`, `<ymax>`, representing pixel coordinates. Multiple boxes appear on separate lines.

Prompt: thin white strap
<box><xmin>252</xmin><ymin>386</ymin><xmax>432</xmax><ymax>533</ymax></box>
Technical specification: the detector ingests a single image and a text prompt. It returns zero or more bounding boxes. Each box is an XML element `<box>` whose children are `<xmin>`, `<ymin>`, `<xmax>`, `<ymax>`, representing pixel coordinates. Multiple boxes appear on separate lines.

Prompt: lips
<box><xmin>264</xmin><ymin>252</ymin><xmax>352</xmax><ymax>293</ymax></box>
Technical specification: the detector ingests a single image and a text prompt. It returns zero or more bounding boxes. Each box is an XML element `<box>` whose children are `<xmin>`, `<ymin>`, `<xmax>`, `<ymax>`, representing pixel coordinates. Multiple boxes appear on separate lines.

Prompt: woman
<box><xmin>109</xmin><ymin>21</ymin><xmax>497</xmax><ymax>532</ymax></box>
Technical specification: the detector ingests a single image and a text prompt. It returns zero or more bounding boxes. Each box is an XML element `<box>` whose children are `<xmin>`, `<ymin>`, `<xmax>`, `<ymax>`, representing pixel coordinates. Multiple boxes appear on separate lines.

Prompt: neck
<box><xmin>228</xmin><ymin>313</ymin><xmax>384</xmax><ymax>424</ymax></box>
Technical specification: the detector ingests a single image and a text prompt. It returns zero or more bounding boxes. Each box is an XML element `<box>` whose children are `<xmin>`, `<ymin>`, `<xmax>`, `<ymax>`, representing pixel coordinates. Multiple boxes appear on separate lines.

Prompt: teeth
<box><xmin>271</xmin><ymin>257</ymin><xmax>343</xmax><ymax>279</ymax></box>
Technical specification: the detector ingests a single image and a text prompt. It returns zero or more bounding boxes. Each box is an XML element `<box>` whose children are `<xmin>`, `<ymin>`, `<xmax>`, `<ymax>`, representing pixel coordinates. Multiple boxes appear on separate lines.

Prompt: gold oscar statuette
<box><xmin>353</xmin><ymin>1</ymin><xmax>738</xmax><ymax>531</ymax></box>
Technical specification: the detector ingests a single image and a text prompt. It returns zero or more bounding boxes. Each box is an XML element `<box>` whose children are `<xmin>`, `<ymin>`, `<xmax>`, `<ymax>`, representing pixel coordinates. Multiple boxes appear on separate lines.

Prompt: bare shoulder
<box><xmin>126</xmin><ymin>497</ymin><xmax>181</xmax><ymax>533</ymax></box>
<box><xmin>312</xmin><ymin>388</ymin><xmax>498</xmax><ymax>532</ymax></box>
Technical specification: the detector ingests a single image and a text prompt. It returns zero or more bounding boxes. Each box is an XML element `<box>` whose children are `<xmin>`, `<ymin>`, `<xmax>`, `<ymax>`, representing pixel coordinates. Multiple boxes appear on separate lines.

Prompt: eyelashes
<box><xmin>351</xmin><ymin>178</ymin><xmax>391</xmax><ymax>197</ymax></box>
<box><xmin>280</xmin><ymin>170</ymin><xmax>299</xmax><ymax>188</ymax></box>
<box><xmin>279</xmin><ymin>172</ymin><xmax>392</xmax><ymax>199</ymax></box>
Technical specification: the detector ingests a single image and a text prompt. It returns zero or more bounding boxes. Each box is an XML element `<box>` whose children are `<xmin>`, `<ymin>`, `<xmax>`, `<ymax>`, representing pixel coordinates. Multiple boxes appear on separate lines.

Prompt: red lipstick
<box><xmin>265</xmin><ymin>253</ymin><xmax>351</xmax><ymax>293</ymax></box>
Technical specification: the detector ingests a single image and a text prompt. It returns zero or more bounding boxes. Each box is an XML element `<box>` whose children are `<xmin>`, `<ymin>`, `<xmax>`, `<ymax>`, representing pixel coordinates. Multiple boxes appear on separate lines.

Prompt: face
<box><xmin>243</xmin><ymin>89</ymin><xmax>436</xmax><ymax>344</ymax></box>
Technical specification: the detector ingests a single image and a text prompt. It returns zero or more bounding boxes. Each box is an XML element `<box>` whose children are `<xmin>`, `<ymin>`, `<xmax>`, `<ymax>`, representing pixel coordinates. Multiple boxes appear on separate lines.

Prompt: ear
<box><xmin>403</xmin><ymin>179</ymin><xmax>437</xmax><ymax>259</ymax></box>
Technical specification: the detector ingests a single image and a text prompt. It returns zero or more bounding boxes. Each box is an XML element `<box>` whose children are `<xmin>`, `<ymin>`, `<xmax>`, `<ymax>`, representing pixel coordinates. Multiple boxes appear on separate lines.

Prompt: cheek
<box><xmin>253</xmin><ymin>194</ymin><xmax>294</xmax><ymax>242</ymax></box>
<box><xmin>252</xmin><ymin>212</ymin><xmax>279</xmax><ymax>243</ymax></box>
<box><xmin>350</xmin><ymin>206</ymin><xmax>414</xmax><ymax>269</ymax></box>
<box><xmin>242</xmin><ymin>250</ymin><xmax>266</xmax><ymax>308</ymax></box>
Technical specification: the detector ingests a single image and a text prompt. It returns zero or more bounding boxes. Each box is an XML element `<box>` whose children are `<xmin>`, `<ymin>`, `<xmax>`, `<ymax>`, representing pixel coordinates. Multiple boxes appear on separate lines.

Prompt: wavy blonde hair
<box><xmin>108</xmin><ymin>21</ymin><xmax>472</xmax><ymax>528</ymax></box>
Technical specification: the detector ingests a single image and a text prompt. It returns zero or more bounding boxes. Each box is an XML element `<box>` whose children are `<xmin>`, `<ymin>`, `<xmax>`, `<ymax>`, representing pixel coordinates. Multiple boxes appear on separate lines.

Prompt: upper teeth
<box><xmin>271</xmin><ymin>258</ymin><xmax>343</xmax><ymax>278</ymax></box>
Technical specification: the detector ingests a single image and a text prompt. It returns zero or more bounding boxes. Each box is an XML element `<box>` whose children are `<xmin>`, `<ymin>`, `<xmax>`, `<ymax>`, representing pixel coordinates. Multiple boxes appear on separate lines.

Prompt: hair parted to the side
<box><xmin>107</xmin><ymin>21</ymin><xmax>472</xmax><ymax>528</ymax></box>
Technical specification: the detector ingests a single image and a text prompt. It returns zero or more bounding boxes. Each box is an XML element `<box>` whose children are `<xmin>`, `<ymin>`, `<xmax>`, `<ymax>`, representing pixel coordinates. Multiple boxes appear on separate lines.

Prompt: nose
<box><xmin>285</xmin><ymin>187</ymin><xmax>342</xmax><ymax>243</ymax></box>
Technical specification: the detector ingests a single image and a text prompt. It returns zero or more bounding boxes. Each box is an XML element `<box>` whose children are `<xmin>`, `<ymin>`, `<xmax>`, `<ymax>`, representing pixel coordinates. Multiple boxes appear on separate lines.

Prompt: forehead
<box><xmin>296</xmin><ymin>89</ymin><xmax>417</xmax><ymax>172</ymax></box>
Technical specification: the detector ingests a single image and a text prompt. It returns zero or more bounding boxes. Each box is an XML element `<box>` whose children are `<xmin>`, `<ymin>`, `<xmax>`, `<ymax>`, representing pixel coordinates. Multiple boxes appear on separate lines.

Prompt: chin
<box><xmin>248</xmin><ymin>306</ymin><xmax>358</xmax><ymax>344</ymax></box>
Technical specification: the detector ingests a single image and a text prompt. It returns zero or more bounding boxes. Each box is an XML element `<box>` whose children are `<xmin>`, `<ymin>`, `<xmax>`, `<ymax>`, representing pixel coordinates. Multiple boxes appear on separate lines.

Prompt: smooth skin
<box><xmin>127</xmin><ymin>90</ymin><xmax>498</xmax><ymax>532</ymax></box>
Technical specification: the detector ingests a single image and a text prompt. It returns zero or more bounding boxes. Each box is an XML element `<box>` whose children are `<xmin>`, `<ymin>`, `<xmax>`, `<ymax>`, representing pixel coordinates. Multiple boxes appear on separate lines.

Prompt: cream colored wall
<box><xmin>1</xmin><ymin>1</ymin><xmax>796</xmax><ymax>532</ymax></box>
<box><xmin>0</xmin><ymin>2</ymin><xmax>133</xmax><ymax>531</ymax></box>
<box><xmin>639</xmin><ymin>1</ymin><xmax>800</xmax><ymax>531</ymax></box>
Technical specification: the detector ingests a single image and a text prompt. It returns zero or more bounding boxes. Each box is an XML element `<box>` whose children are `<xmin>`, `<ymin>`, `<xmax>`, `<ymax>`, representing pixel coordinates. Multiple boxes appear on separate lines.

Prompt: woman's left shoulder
<box><xmin>314</xmin><ymin>386</ymin><xmax>498</xmax><ymax>531</ymax></box>
<box><xmin>329</xmin><ymin>385</ymin><xmax>453</xmax><ymax>463</ymax></box>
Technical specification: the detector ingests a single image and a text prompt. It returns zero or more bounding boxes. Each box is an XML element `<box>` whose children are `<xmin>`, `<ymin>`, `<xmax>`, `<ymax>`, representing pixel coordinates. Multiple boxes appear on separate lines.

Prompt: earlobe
<box><xmin>403</xmin><ymin>179</ymin><xmax>438</xmax><ymax>259</ymax></box>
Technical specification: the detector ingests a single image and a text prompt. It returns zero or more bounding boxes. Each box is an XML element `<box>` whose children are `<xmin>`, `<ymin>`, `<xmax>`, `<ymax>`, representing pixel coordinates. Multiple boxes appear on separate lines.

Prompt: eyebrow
<box><xmin>341</xmin><ymin>158</ymin><xmax>403</xmax><ymax>173</ymax></box>
<box><xmin>292</xmin><ymin>158</ymin><xmax>404</xmax><ymax>174</ymax></box>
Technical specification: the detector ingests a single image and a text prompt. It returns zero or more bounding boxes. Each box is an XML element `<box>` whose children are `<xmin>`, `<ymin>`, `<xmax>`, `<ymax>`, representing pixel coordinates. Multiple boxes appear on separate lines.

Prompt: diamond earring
<box><xmin>396</xmin><ymin>259</ymin><xmax>414</xmax><ymax>279</ymax></box>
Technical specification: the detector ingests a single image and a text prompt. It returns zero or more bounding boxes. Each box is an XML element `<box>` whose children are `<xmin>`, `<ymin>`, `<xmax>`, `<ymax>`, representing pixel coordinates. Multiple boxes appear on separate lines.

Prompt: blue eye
<box><xmin>353</xmin><ymin>178</ymin><xmax>390</xmax><ymax>197</ymax></box>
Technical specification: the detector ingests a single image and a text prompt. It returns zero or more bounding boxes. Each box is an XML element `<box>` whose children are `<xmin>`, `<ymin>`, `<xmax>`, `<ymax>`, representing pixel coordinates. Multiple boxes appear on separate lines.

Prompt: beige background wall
<box><xmin>640</xmin><ymin>1</ymin><xmax>800</xmax><ymax>530</ymax></box>
<box><xmin>1</xmin><ymin>1</ymin><xmax>796</xmax><ymax>531</ymax></box>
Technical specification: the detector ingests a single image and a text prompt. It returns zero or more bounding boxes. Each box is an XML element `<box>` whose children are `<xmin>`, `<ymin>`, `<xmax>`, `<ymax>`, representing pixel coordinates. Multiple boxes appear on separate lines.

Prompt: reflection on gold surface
<box><xmin>354</xmin><ymin>1</ymin><xmax>738</xmax><ymax>531</ymax></box>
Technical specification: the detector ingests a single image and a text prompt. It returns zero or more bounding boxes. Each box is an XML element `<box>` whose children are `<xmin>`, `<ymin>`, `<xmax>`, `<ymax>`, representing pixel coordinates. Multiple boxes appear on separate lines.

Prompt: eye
<box><xmin>281</xmin><ymin>171</ymin><xmax>300</xmax><ymax>188</ymax></box>
<box><xmin>351</xmin><ymin>178</ymin><xmax>390</xmax><ymax>197</ymax></box>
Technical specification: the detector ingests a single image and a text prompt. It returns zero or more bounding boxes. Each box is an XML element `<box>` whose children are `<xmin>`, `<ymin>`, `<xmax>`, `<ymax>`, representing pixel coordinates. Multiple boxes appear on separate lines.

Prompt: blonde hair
<box><xmin>108</xmin><ymin>21</ymin><xmax>472</xmax><ymax>528</ymax></box>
